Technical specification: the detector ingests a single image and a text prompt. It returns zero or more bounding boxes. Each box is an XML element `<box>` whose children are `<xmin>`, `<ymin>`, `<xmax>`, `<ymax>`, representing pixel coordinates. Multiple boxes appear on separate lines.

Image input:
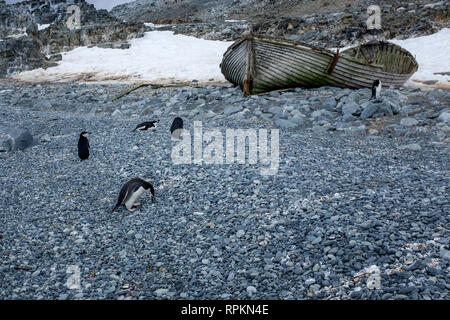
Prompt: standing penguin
<box><xmin>132</xmin><ymin>120</ymin><xmax>160</xmax><ymax>132</ymax></box>
<box><xmin>371</xmin><ymin>79</ymin><xmax>382</xmax><ymax>100</ymax></box>
<box><xmin>170</xmin><ymin>117</ymin><xmax>184</xmax><ymax>139</ymax></box>
<box><xmin>111</xmin><ymin>178</ymin><xmax>155</xmax><ymax>212</ymax></box>
<box><xmin>78</xmin><ymin>131</ymin><xmax>90</xmax><ymax>161</ymax></box>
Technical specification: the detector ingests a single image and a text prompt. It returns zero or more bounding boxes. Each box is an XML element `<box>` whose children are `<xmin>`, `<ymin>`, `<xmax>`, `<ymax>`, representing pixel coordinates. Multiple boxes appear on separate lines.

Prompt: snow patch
<box><xmin>144</xmin><ymin>23</ymin><xmax>170</xmax><ymax>29</ymax></box>
<box><xmin>14</xmin><ymin>31</ymin><xmax>232</xmax><ymax>84</ymax></box>
<box><xmin>38</xmin><ymin>24</ymin><xmax>51</xmax><ymax>31</ymax></box>
<box><xmin>390</xmin><ymin>28</ymin><xmax>450</xmax><ymax>88</ymax></box>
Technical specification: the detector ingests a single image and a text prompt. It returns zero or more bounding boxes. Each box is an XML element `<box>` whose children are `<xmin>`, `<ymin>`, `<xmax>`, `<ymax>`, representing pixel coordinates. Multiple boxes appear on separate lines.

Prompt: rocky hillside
<box><xmin>1</xmin><ymin>0</ymin><xmax>448</xmax><ymax>78</ymax></box>
<box><xmin>0</xmin><ymin>0</ymin><xmax>117</xmax><ymax>38</ymax></box>
<box><xmin>0</xmin><ymin>0</ymin><xmax>145</xmax><ymax>78</ymax></box>
<box><xmin>112</xmin><ymin>0</ymin><xmax>449</xmax><ymax>47</ymax></box>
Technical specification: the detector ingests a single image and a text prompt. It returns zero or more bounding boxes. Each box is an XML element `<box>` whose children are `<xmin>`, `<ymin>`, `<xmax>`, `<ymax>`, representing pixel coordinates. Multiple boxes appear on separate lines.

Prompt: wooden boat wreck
<box><xmin>220</xmin><ymin>34</ymin><xmax>418</xmax><ymax>96</ymax></box>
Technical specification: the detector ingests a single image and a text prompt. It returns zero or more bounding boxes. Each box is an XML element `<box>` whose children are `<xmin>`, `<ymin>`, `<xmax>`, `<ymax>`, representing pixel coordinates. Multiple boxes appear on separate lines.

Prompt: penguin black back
<box><xmin>132</xmin><ymin>120</ymin><xmax>159</xmax><ymax>132</ymax></box>
<box><xmin>111</xmin><ymin>177</ymin><xmax>155</xmax><ymax>213</ymax></box>
<box><xmin>170</xmin><ymin>117</ymin><xmax>183</xmax><ymax>139</ymax></box>
<box><xmin>78</xmin><ymin>131</ymin><xmax>90</xmax><ymax>161</ymax></box>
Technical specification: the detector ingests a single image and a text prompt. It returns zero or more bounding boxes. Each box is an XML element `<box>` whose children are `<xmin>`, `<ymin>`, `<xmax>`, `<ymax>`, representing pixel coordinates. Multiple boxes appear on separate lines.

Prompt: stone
<box><xmin>344</xmin><ymin>125</ymin><xmax>366</xmax><ymax>135</ymax></box>
<box><xmin>312</xmin><ymin>124</ymin><xmax>332</xmax><ymax>133</ymax></box>
<box><xmin>0</xmin><ymin>126</ymin><xmax>34</xmax><ymax>152</ymax></box>
<box><xmin>360</xmin><ymin>103</ymin><xmax>379</xmax><ymax>119</ymax></box>
<box><xmin>246</xmin><ymin>286</ymin><xmax>257</xmax><ymax>296</ymax></box>
<box><xmin>400</xmin><ymin>105</ymin><xmax>414</xmax><ymax>116</ymax></box>
<box><xmin>400</xmin><ymin>117</ymin><xmax>418</xmax><ymax>127</ymax></box>
<box><xmin>40</xmin><ymin>134</ymin><xmax>52</xmax><ymax>142</ymax></box>
<box><xmin>97</xmin><ymin>42</ymin><xmax>130</xmax><ymax>49</ymax></box>
<box><xmin>387</xmin><ymin>101</ymin><xmax>401</xmax><ymax>115</ymax></box>
<box><xmin>111</xmin><ymin>109</ymin><xmax>123</xmax><ymax>117</ymax></box>
<box><xmin>322</xmin><ymin>97</ymin><xmax>337</xmax><ymax>111</ymax></box>
<box><xmin>398</xmin><ymin>143</ymin><xmax>422</xmax><ymax>151</ymax></box>
<box><xmin>311</xmin><ymin>109</ymin><xmax>333</xmax><ymax>119</ymax></box>
<box><xmin>377</xmin><ymin>102</ymin><xmax>394</xmax><ymax>117</ymax></box>
<box><xmin>440</xmin><ymin>249</ymin><xmax>450</xmax><ymax>260</ymax></box>
<box><xmin>290</xmin><ymin>114</ymin><xmax>305</xmax><ymax>125</ymax></box>
<box><xmin>268</xmin><ymin>106</ymin><xmax>285</xmax><ymax>117</ymax></box>
<box><xmin>438</xmin><ymin>112</ymin><xmax>450</xmax><ymax>123</ymax></box>
<box><xmin>274</xmin><ymin>119</ymin><xmax>298</xmax><ymax>129</ymax></box>
<box><xmin>35</xmin><ymin>99</ymin><xmax>53</xmax><ymax>111</ymax></box>
<box><xmin>154</xmin><ymin>288</ymin><xmax>169</xmax><ymax>297</ymax></box>
<box><xmin>223</xmin><ymin>105</ymin><xmax>243</xmax><ymax>115</ymax></box>
<box><xmin>343</xmin><ymin>113</ymin><xmax>357</xmax><ymax>122</ymax></box>
<box><xmin>342</xmin><ymin>101</ymin><xmax>361</xmax><ymax>116</ymax></box>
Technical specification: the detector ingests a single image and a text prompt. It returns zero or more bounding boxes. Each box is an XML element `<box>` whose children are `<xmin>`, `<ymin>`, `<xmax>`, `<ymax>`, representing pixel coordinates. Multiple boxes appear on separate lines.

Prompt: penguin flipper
<box><xmin>149</xmin><ymin>184</ymin><xmax>155</xmax><ymax>203</ymax></box>
<box><xmin>113</xmin><ymin>183</ymin><xmax>132</xmax><ymax>213</ymax></box>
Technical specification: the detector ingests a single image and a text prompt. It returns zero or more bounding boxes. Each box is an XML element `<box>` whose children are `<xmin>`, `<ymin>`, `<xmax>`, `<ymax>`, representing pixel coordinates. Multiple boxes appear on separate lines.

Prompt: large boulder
<box><xmin>0</xmin><ymin>126</ymin><xmax>34</xmax><ymax>152</ymax></box>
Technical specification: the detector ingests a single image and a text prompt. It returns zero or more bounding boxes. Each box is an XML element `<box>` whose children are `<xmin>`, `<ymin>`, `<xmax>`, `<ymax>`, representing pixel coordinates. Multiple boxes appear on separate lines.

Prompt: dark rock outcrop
<box><xmin>38</xmin><ymin>22</ymin><xmax>145</xmax><ymax>55</ymax></box>
<box><xmin>111</xmin><ymin>0</ymin><xmax>449</xmax><ymax>47</ymax></box>
<box><xmin>0</xmin><ymin>35</ymin><xmax>50</xmax><ymax>76</ymax></box>
<box><xmin>0</xmin><ymin>0</ymin><xmax>145</xmax><ymax>78</ymax></box>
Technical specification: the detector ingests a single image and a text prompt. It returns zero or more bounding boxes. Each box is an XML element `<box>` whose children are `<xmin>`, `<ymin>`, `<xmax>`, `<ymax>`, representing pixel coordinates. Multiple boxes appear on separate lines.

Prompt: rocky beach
<box><xmin>1</xmin><ymin>81</ymin><xmax>449</xmax><ymax>299</ymax></box>
<box><xmin>0</xmin><ymin>0</ymin><xmax>449</xmax><ymax>300</ymax></box>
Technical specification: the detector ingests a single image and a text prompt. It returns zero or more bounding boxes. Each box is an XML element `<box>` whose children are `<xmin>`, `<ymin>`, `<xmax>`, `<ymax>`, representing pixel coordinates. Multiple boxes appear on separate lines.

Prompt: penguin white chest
<box><xmin>376</xmin><ymin>84</ymin><xmax>381</xmax><ymax>98</ymax></box>
<box><xmin>125</xmin><ymin>187</ymin><xmax>145</xmax><ymax>209</ymax></box>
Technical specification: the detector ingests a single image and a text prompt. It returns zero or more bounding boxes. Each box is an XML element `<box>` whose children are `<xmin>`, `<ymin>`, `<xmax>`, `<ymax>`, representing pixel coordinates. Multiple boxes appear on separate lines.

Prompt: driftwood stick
<box><xmin>111</xmin><ymin>83</ymin><xmax>151</xmax><ymax>101</ymax></box>
<box><xmin>111</xmin><ymin>82</ymin><xmax>224</xmax><ymax>102</ymax></box>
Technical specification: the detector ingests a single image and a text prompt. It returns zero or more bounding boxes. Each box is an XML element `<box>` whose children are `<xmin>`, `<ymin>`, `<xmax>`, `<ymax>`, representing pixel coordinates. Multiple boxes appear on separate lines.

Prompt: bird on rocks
<box><xmin>370</xmin><ymin>79</ymin><xmax>382</xmax><ymax>100</ymax></box>
<box><xmin>132</xmin><ymin>120</ymin><xmax>160</xmax><ymax>132</ymax></box>
<box><xmin>170</xmin><ymin>117</ymin><xmax>184</xmax><ymax>139</ymax></box>
<box><xmin>77</xmin><ymin>131</ymin><xmax>90</xmax><ymax>161</ymax></box>
<box><xmin>111</xmin><ymin>178</ymin><xmax>155</xmax><ymax>213</ymax></box>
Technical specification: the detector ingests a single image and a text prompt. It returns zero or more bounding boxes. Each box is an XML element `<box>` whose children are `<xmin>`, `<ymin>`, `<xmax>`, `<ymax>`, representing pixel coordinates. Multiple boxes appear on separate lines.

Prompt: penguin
<box><xmin>111</xmin><ymin>178</ymin><xmax>155</xmax><ymax>213</ymax></box>
<box><xmin>371</xmin><ymin>79</ymin><xmax>382</xmax><ymax>100</ymax></box>
<box><xmin>132</xmin><ymin>120</ymin><xmax>160</xmax><ymax>132</ymax></box>
<box><xmin>78</xmin><ymin>131</ymin><xmax>90</xmax><ymax>161</ymax></box>
<box><xmin>170</xmin><ymin>117</ymin><xmax>184</xmax><ymax>140</ymax></box>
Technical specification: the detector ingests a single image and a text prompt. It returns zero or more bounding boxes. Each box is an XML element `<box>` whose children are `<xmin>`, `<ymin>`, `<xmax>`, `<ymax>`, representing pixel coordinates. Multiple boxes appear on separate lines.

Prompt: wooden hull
<box><xmin>220</xmin><ymin>35</ymin><xmax>418</xmax><ymax>95</ymax></box>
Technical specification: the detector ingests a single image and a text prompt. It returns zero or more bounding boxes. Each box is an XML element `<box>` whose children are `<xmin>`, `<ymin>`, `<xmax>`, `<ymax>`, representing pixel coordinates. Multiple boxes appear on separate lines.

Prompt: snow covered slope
<box><xmin>390</xmin><ymin>28</ymin><xmax>450</xmax><ymax>89</ymax></box>
<box><xmin>14</xmin><ymin>31</ymin><xmax>232</xmax><ymax>84</ymax></box>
